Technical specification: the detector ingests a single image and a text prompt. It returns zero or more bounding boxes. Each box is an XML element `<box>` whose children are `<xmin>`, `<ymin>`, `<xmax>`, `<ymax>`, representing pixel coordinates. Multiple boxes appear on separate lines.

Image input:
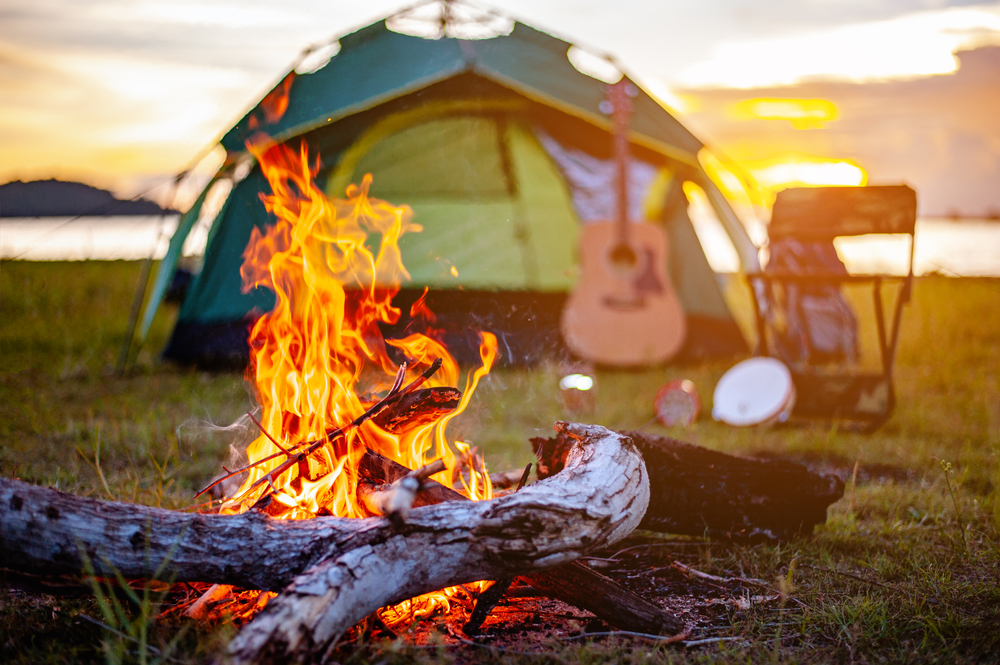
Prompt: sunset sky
<box><xmin>2</xmin><ymin>0</ymin><xmax>999</xmax><ymax>215</ymax></box>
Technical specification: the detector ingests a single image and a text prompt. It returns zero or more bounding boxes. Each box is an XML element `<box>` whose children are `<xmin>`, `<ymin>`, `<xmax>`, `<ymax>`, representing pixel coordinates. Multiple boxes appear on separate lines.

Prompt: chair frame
<box><xmin>745</xmin><ymin>185</ymin><xmax>917</xmax><ymax>431</ymax></box>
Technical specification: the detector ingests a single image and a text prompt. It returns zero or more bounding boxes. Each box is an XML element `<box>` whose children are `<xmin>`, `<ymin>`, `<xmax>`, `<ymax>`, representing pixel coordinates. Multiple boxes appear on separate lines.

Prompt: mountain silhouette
<box><xmin>0</xmin><ymin>179</ymin><xmax>173</xmax><ymax>217</ymax></box>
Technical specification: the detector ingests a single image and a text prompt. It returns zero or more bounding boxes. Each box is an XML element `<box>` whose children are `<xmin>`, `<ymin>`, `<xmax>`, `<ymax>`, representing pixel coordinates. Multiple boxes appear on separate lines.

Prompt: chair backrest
<box><xmin>769</xmin><ymin>185</ymin><xmax>917</xmax><ymax>240</ymax></box>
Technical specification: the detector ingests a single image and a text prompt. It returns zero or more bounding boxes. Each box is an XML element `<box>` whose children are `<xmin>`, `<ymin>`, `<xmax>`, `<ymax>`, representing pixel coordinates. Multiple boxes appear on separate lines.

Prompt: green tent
<box><xmin>142</xmin><ymin>9</ymin><xmax>759</xmax><ymax>367</ymax></box>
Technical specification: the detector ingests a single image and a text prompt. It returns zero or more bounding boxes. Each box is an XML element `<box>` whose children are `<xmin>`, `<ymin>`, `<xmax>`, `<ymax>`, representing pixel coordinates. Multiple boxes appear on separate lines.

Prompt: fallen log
<box><xmin>533</xmin><ymin>429</ymin><xmax>844</xmax><ymax>542</ymax></box>
<box><xmin>0</xmin><ymin>422</ymin><xmax>649</xmax><ymax>665</ymax></box>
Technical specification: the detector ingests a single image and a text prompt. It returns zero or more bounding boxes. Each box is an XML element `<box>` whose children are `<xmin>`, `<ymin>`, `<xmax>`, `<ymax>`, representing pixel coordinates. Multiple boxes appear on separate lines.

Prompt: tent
<box><xmin>138</xmin><ymin>5</ymin><xmax>760</xmax><ymax>368</ymax></box>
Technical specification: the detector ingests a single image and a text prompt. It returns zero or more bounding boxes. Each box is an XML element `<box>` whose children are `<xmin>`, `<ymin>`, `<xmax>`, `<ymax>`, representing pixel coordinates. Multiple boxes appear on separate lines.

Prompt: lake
<box><xmin>1</xmin><ymin>215</ymin><xmax>998</xmax><ymax>277</ymax></box>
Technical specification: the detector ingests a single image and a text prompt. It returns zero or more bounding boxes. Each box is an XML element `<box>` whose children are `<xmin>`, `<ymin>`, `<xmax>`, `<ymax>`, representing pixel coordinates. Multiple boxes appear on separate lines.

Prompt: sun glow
<box><xmin>744</xmin><ymin>156</ymin><xmax>868</xmax><ymax>193</ymax></box>
<box><xmin>734</xmin><ymin>98</ymin><xmax>838</xmax><ymax>129</ymax></box>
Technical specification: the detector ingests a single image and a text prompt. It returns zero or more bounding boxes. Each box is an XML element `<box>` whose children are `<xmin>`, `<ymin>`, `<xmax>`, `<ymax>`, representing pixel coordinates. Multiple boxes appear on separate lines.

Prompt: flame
<box><xmin>222</xmin><ymin>137</ymin><xmax>498</xmax><ymax>531</ymax></box>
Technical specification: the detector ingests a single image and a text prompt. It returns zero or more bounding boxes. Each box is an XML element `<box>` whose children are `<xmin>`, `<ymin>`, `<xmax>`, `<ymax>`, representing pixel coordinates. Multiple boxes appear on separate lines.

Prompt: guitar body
<box><xmin>561</xmin><ymin>221</ymin><xmax>686</xmax><ymax>366</ymax></box>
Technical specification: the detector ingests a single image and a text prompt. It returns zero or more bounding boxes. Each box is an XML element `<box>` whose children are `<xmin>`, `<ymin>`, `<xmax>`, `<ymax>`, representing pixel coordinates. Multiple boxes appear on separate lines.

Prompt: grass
<box><xmin>2</xmin><ymin>259</ymin><xmax>999</xmax><ymax>663</ymax></box>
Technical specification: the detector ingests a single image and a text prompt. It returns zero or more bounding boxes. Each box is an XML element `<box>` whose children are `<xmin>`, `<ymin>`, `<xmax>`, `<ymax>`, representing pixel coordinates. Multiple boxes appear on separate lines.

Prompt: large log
<box><xmin>359</xmin><ymin>448</ymin><xmax>682</xmax><ymax>637</ymax></box>
<box><xmin>534</xmin><ymin>429</ymin><xmax>844</xmax><ymax>542</ymax></box>
<box><xmin>0</xmin><ymin>422</ymin><xmax>650</xmax><ymax>664</ymax></box>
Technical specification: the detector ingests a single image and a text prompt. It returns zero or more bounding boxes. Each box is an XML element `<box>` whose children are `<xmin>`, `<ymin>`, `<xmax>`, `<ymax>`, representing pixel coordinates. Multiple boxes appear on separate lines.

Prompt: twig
<box><xmin>488</xmin><ymin>462</ymin><xmax>532</xmax><ymax>490</ymax></box>
<box><xmin>516</xmin><ymin>462</ymin><xmax>532</xmax><ymax>490</ymax></box>
<box><xmin>607</xmin><ymin>541</ymin><xmax>708</xmax><ymax>560</ymax></box>
<box><xmin>797</xmin><ymin>563</ymin><xmax>900</xmax><ymax>593</ymax></box>
<box><xmin>195</xmin><ymin>359</ymin><xmax>443</xmax><ymax>499</ymax></box>
<box><xmin>357</xmin><ymin>456</ymin><xmax>446</xmax><ymax>526</ymax></box>
<box><xmin>670</xmin><ymin>561</ymin><xmax>769</xmax><ymax>588</ymax></box>
<box><xmin>184</xmin><ymin>583</ymin><xmax>234</xmax><ymax>619</ymax></box>
<box><xmin>670</xmin><ymin>561</ymin><xmax>810</xmax><ymax>610</ymax></box>
<box><xmin>444</xmin><ymin>625</ymin><xmax>572</xmax><ymax>662</ymax></box>
<box><xmin>408</xmin><ymin>458</ymin><xmax>446</xmax><ymax>481</ymax></box>
<box><xmin>246</xmin><ymin>412</ymin><xmax>292</xmax><ymax>455</ymax></box>
<box><xmin>195</xmin><ymin>363</ymin><xmax>408</xmax><ymax>499</ymax></box>
<box><xmin>683</xmin><ymin>636</ymin><xmax>744</xmax><ymax>648</ymax></box>
<box><xmin>561</xmin><ymin>630</ymin><xmax>690</xmax><ymax>644</ymax></box>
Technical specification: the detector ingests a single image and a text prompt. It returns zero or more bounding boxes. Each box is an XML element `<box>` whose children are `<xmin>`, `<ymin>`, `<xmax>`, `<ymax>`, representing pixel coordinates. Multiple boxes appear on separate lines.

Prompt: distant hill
<box><xmin>0</xmin><ymin>179</ymin><xmax>173</xmax><ymax>218</ymax></box>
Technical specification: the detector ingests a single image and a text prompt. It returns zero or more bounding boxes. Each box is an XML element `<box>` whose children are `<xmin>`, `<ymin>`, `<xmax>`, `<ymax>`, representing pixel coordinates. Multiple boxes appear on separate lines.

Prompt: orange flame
<box><xmin>222</xmin><ymin>137</ymin><xmax>498</xmax><ymax>553</ymax></box>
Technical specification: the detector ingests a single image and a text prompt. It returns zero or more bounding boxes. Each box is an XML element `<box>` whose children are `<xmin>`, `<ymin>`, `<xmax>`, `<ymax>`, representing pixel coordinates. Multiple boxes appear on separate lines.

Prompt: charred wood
<box><xmin>521</xmin><ymin>562</ymin><xmax>684</xmax><ymax>635</ymax></box>
<box><xmin>372</xmin><ymin>387</ymin><xmax>461</xmax><ymax>434</ymax></box>
<box><xmin>356</xmin><ymin>459</ymin><xmax>447</xmax><ymax>525</ymax></box>
<box><xmin>358</xmin><ymin>449</ymin><xmax>464</xmax><ymax>508</ymax></box>
<box><xmin>533</xmin><ymin>430</ymin><xmax>844</xmax><ymax>542</ymax></box>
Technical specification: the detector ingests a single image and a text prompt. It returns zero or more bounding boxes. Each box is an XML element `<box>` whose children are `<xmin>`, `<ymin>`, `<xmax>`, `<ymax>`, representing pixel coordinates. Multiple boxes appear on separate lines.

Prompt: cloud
<box><xmin>679</xmin><ymin>5</ymin><xmax>1000</xmax><ymax>87</ymax></box>
<box><xmin>680</xmin><ymin>46</ymin><xmax>1000</xmax><ymax>215</ymax></box>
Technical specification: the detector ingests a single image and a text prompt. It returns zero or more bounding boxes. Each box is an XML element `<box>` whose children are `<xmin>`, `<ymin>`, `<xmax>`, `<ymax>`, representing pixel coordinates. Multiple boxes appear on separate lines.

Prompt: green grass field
<box><xmin>2</xmin><ymin>260</ymin><xmax>998</xmax><ymax>663</ymax></box>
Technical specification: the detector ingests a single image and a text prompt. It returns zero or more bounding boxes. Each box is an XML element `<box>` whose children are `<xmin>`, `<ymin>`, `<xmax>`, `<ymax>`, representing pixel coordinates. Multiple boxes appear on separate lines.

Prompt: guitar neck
<box><xmin>611</xmin><ymin>80</ymin><xmax>631</xmax><ymax>247</ymax></box>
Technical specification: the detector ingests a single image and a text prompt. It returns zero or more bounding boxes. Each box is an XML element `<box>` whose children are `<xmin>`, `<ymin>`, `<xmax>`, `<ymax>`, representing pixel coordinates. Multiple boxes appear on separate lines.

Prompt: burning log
<box><xmin>357</xmin><ymin>448</ymin><xmax>463</xmax><ymax>508</ymax></box>
<box><xmin>0</xmin><ymin>422</ymin><xmax>650</xmax><ymax>664</ymax></box>
<box><xmin>534</xmin><ymin>429</ymin><xmax>844</xmax><ymax>542</ymax></box>
<box><xmin>372</xmin><ymin>387</ymin><xmax>461</xmax><ymax>433</ymax></box>
<box><xmin>356</xmin><ymin>458</ymin><xmax>447</xmax><ymax>525</ymax></box>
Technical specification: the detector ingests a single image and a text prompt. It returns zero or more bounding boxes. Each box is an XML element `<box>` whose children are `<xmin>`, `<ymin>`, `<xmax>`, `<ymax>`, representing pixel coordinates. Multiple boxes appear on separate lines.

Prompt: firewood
<box><xmin>0</xmin><ymin>422</ymin><xmax>649</xmax><ymax>665</ymax></box>
<box><xmin>372</xmin><ymin>387</ymin><xmax>461</xmax><ymax>433</ymax></box>
<box><xmin>489</xmin><ymin>468</ymin><xmax>527</xmax><ymax>489</ymax></box>
<box><xmin>185</xmin><ymin>583</ymin><xmax>234</xmax><ymax>619</ymax></box>
<box><xmin>533</xmin><ymin>429</ymin><xmax>844</xmax><ymax>542</ymax></box>
<box><xmin>357</xmin><ymin>449</ymin><xmax>463</xmax><ymax>507</ymax></box>
<box><xmin>358</xmin><ymin>453</ymin><xmax>681</xmax><ymax>637</ymax></box>
<box><xmin>463</xmin><ymin>577</ymin><xmax>515</xmax><ymax>635</ymax></box>
<box><xmin>356</xmin><ymin>459</ymin><xmax>447</xmax><ymax>525</ymax></box>
<box><xmin>519</xmin><ymin>562</ymin><xmax>684</xmax><ymax>635</ymax></box>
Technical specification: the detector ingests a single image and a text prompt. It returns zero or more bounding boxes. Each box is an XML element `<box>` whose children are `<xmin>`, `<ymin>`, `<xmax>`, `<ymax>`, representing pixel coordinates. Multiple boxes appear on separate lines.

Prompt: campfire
<box><xmin>0</xmin><ymin>139</ymin><xmax>845</xmax><ymax>665</ymax></box>
<box><xmin>201</xmin><ymin>138</ymin><xmax>505</xmax><ymax>622</ymax></box>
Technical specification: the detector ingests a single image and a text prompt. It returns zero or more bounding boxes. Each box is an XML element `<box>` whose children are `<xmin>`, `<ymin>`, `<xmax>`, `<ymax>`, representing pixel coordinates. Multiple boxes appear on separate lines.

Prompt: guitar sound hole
<box><xmin>609</xmin><ymin>244</ymin><xmax>638</xmax><ymax>269</ymax></box>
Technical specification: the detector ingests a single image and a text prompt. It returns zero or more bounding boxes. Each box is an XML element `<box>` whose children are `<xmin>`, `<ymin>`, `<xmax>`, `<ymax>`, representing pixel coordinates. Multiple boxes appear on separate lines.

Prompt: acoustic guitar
<box><xmin>560</xmin><ymin>80</ymin><xmax>686</xmax><ymax>366</ymax></box>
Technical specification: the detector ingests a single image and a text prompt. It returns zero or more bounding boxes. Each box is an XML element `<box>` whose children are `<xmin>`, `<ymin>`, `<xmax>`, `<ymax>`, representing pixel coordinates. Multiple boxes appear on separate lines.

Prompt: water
<box><xmin>1</xmin><ymin>215</ymin><xmax>998</xmax><ymax>276</ymax></box>
<box><xmin>0</xmin><ymin>215</ymin><xmax>189</xmax><ymax>261</ymax></box>
<box><xmin>690</xmin><ymin>216</ymin><xmax>1000</xmax><ymax>277</ymax></box>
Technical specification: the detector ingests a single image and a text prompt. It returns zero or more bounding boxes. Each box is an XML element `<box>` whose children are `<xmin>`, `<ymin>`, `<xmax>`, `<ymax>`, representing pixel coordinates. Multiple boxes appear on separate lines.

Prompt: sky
<box><xmin>2</xmin><ymin>0</ymin><xmax>999</xmax><ymax>215</ymax></box>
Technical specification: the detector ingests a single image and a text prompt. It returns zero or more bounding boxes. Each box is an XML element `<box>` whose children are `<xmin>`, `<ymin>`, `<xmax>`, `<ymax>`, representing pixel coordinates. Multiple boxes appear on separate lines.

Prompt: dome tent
<box><xmin>139</xmin><ymin>3</ymin><xmax>759</xmax><ymax>368</ymax></box>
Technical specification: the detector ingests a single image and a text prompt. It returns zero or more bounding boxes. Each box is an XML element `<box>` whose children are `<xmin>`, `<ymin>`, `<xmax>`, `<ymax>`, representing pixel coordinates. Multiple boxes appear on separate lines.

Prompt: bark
<box><xmin>0</xmin><ymin>422</ymin><xmax>650</xmax><ymax>665</ymax></box>
<box><xmin>362</xmin><ymin>449</ymin><xmax>681</xmax><ymax>638</ymax></box>
<box><xmin>533</xmin><ymin>430</ymin><xmax>844</xmax><ymax>542</ymax></box>
<box><xmin>229</xmin><ymin>422</ymin><xmax>648</xmax><ymax>663</ymax></box>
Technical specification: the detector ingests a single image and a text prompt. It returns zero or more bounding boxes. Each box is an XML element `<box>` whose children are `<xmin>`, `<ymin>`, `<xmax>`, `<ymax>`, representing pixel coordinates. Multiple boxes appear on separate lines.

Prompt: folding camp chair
<box><xmin>747</xmin><ymin>185</ymin><xmax>917</xmax><ymax>431</ymax></box>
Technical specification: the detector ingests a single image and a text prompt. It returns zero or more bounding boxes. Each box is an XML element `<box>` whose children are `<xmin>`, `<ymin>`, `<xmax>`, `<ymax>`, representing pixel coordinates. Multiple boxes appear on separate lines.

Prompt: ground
<box><xmin>1</xmin><ymin>260</ymin><xmax>999</xmax><ymax>663</ymax></box>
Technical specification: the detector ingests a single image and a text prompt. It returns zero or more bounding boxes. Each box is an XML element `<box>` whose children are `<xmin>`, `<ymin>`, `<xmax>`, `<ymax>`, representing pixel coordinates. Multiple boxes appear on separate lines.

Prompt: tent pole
<box><xmin>116</xmin><ymin>245</ymin><xmax>158</xmax><ymax>376</ymax></box>
<box><xmin>116</xmin><ymin>173</ymin><xmax>184</xmax><ymax>376</ymax></box>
